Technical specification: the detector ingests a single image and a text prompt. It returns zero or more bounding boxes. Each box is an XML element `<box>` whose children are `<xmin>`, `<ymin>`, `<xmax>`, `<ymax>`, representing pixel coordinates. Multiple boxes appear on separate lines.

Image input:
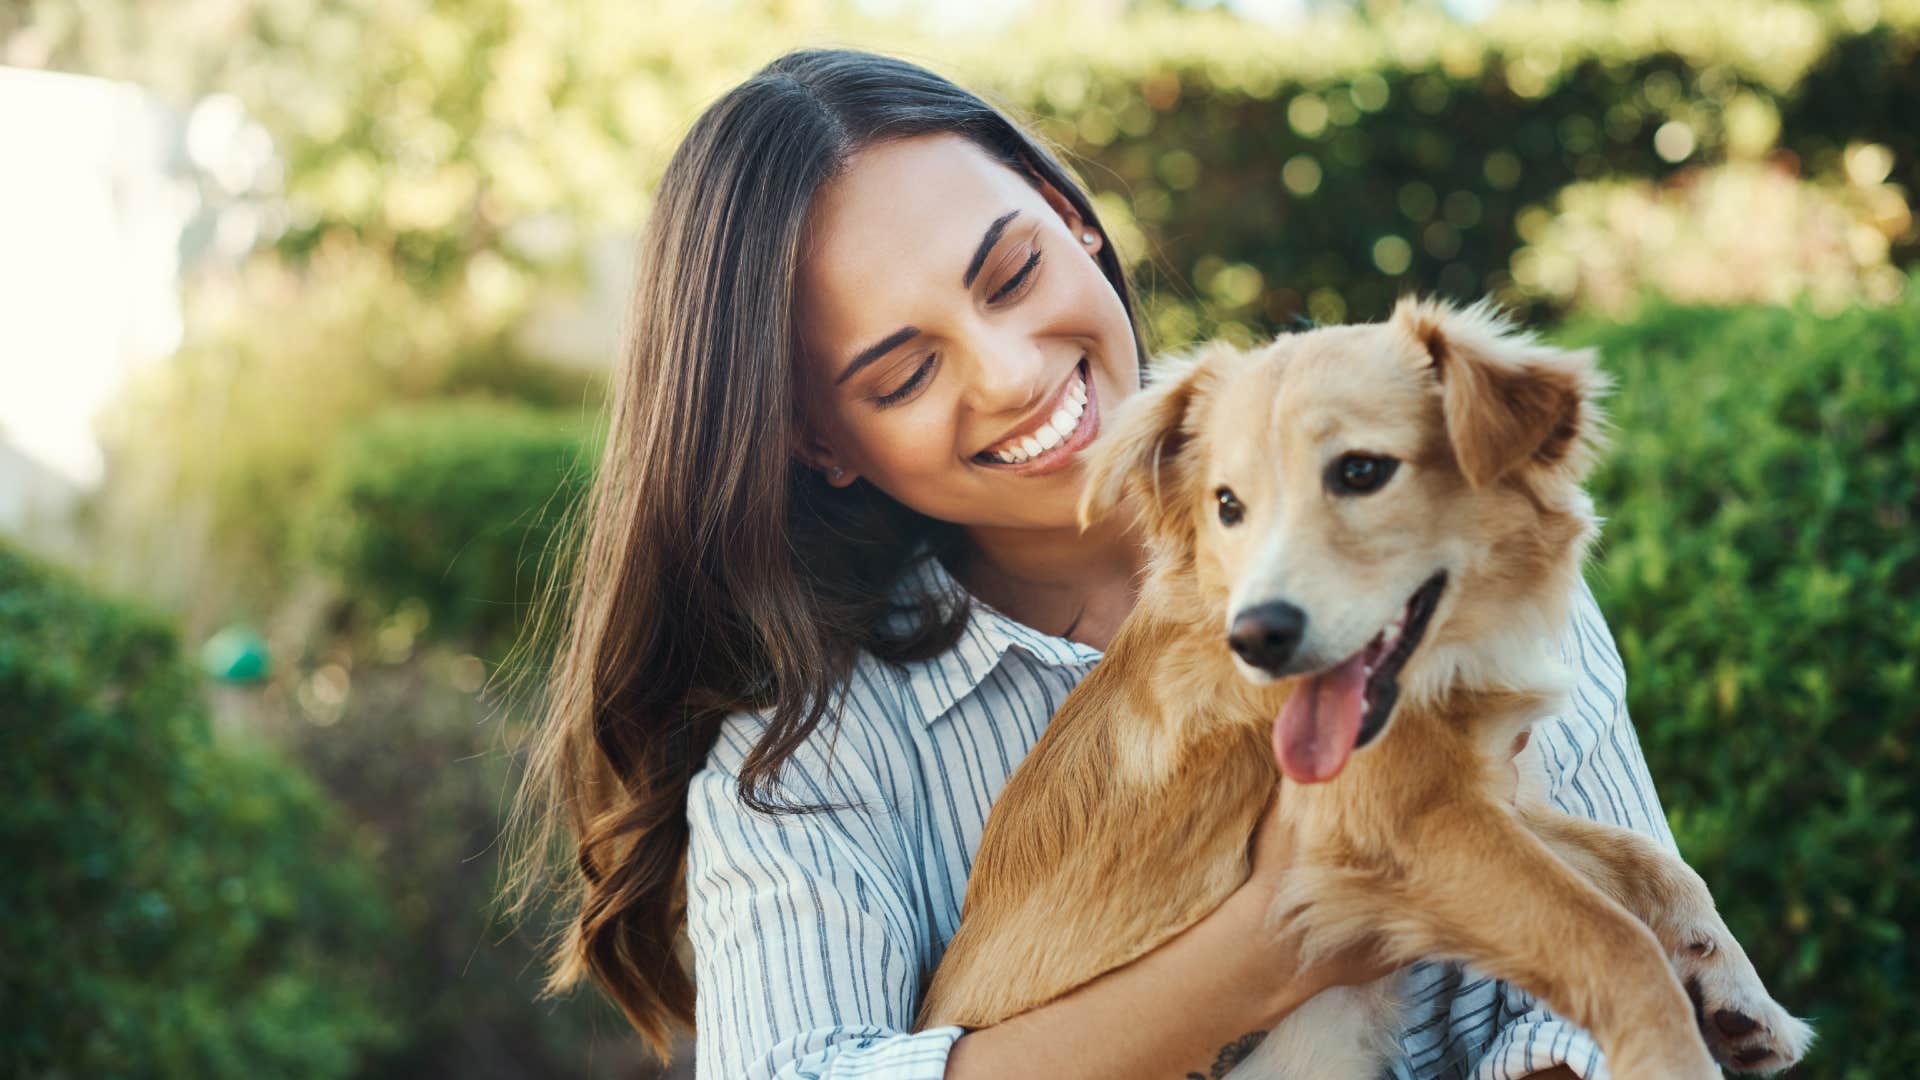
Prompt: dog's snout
<box><xmin>1228</xmin><ymin>602</ymin><xmax>1307</xmax><ymax>673</ymax></box>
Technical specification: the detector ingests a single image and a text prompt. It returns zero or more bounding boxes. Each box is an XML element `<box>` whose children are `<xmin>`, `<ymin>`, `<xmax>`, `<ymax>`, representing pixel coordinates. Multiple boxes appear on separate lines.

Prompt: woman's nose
<box><xmin>958</xmin><ymin>330</ymin><xmax>1050</xmax><ymax>414</ymax></box>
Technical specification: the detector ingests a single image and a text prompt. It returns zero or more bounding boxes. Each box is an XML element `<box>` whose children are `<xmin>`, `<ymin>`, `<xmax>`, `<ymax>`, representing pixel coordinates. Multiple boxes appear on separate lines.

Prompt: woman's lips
<box><xmin>970</xmin><ymin>357</ymin><xmax>1101</xmax><ymax>478</ymax></box>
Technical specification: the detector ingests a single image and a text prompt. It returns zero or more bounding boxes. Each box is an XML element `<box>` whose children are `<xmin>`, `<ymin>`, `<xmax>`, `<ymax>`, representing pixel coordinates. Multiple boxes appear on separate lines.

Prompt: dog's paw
<box><xmin>1676</xmin><ymin>935</ymin><xmax>1814</xmax><ymax>1074</ymax></box>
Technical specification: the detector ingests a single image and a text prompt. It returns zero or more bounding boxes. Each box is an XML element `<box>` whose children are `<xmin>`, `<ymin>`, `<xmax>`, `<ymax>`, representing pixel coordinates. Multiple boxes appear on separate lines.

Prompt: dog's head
<box><xmin>1081</xmin><ymin>296</ymin><xmax>1608</xmax><ymax>783</ymax></box>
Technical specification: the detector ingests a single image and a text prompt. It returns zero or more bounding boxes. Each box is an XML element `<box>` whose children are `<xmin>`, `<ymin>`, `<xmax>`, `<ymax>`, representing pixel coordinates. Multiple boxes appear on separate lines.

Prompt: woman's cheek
<box><xmin>871</xmin><ymin>408</ymin><xmax>965</xmax><ymax>487</ymax></box>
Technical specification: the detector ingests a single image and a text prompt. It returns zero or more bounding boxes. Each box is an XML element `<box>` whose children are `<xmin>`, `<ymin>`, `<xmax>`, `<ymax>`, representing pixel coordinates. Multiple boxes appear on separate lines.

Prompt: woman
<box><xmin>505</xmin><ymin>48</ymin><xmax>1677</xmax><ymax>1079</ymax></box>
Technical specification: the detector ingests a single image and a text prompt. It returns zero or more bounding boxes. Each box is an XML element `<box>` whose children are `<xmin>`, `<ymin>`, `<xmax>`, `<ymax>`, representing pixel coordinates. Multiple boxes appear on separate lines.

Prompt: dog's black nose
<box><xmin>1228</xmin><ymin>602</ymin><xmax>1307</xmax><ymax>673</ymax></box>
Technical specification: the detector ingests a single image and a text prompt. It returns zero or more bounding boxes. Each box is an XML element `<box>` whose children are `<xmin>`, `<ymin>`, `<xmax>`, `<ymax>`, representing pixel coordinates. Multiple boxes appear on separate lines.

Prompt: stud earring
<box><xmin>1081</xmin><ymin>230</ymin><xmax>1097</xmax><ymax>246</ymax></box>
<box><xmin>830</xmin><ymin>466</ymin><xmax>846</xmax><ymax>482</ymax></box>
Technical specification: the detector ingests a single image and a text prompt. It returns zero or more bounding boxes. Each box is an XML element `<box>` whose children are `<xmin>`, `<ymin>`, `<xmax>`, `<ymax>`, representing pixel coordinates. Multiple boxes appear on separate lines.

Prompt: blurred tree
<box><xmin>12</xmin><ymin>0</ymin><xmax>1915</xmax><ymax>314</ymax></box>
<box><xmin>0</xmin><ymin>541</ymin><xmax>399</xmax><ymax>1078</ymax></box>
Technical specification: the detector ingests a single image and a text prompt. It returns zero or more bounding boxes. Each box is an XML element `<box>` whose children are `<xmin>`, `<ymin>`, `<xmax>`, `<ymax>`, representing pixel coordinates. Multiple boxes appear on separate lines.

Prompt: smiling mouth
<box><xmin>971</xmin><ymin>356</ymin><xmax>1092</xmax><ymax>469</ymax></box>
<box><xmin>1272</xmin><ymin>571</ymin><xmax>1448</xmax><ymax>784</ymax></box>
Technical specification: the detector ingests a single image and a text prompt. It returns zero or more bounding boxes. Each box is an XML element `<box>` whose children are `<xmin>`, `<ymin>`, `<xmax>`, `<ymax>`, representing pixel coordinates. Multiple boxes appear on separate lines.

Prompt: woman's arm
<box><xmin>686</xmin><ymin>729</ymin><xmax>963</xmax><ymax>1079</ymax></box>
<box><xmin>945</xmin><ymin>794</ymin><xmax>1386</xmax><ymax>1079</ymax></box>
<box><xmin>687</xmin><ymin>715</ymin><xmax>1384</xmax><ymax>1080</ymax></box>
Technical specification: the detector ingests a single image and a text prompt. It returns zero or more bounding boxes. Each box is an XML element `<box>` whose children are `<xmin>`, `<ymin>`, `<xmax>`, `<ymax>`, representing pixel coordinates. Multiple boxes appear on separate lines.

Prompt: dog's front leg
<box><xmin>1300</xmin><ymin>799</ymin><xmax>1721</xmax><ymax>1080</ymax></box>
<box><xmin>1520</xmin><ymin>808</ymin><xmax>1814</xmax><ymax>1074</ymax></box>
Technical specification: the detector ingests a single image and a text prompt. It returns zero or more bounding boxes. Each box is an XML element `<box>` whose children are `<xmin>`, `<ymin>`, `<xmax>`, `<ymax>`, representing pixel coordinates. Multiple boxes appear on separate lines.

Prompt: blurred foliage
<box><xmin>10</xmin><ymin>0</ymin><xmax>1919</xmax><ymax>339</ymax></box>
<box><xmin>85</xmin><ymin>247</ymin><xmax>599</xmax><ymax>629</ymax></box>
<box><xmin>0</xmin><ymin>541</ymin><xmax>398</xmax><ymax>1078</ymax></box>
<box><xmin>1568</xmin><ymin>276</ymin><xmax>1920</xmax><ymax>1077</ymax></box>
<box><xmin>1009</xmin><ymin>0</ymin><xmax>1920</xmax><ymax>340</ymax></box>
<box><xmin>267</xmin><ymin>647</ymin><xmax>656</xmax><ymax>1080</ymax></box>
<box><xmin>301</xmin><ymin>399</ymin><xmax>597</xmax><ymax>655</ymax></box>
<box><xmin>1512</xmin><ymin>152</ymin><xmax>1913</xmax><ymax>314</ymax></box>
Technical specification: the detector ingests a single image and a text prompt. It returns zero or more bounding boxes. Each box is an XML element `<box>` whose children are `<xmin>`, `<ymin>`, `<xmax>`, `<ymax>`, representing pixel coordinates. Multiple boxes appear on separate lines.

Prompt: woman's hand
<box><xmin>1230</xmin><ymin>789</ymin><xmax>1400</xmax><ymax>1013</ymax></box>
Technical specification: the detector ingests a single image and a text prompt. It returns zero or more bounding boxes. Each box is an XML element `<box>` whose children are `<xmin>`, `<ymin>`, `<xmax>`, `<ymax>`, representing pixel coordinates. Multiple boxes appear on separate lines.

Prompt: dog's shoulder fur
<box><xmin>915</xmin><ymin>603</ymin><xmax>1277</xmax><ymax>1029</ymax></box>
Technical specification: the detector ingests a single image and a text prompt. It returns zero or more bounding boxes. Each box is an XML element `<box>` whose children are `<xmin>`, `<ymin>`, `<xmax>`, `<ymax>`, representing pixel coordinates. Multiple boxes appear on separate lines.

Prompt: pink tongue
<box><xmin>1273</xmin><ymin>653</ymin><xmax>1369</xmax><ymax>783</ymax></box>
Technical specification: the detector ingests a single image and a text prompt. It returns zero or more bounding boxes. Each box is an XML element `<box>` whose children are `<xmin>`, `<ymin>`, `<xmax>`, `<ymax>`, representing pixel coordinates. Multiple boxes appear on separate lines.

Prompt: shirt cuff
<box><xmin>1473</xmin><ymin>1007</ymin><xmax>1609</xmax><ymax>1080</ymax></box>
<box><xmin>752</xmin><ymin>1024</ymin><xmax>965</xmax><ymax>1079</ymax></box>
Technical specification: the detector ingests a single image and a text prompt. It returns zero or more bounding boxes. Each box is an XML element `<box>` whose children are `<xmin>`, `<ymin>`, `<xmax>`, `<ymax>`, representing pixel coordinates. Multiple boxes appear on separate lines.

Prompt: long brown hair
<box><xmin>498</xmin><ymin>48</ymin><xmax>1148</xmax><ymax>1058</ymax></box>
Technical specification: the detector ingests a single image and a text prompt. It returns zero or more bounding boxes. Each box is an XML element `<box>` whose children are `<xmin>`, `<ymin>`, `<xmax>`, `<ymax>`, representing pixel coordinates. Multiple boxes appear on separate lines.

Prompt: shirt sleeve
<box><xmin>1394</xmin><ymin>576</ymin><xmax>1672</xmax><ymax>1080</ymax></box>
<box><xmin>685</xmin><ymin>717</ymin><xmax>963</xmax><ymax>1079</ymax></box>
<box><xmin>1472</xmin><ymin>574</ymin><xmax>1678</xmax><ymax>1080</ymax></box>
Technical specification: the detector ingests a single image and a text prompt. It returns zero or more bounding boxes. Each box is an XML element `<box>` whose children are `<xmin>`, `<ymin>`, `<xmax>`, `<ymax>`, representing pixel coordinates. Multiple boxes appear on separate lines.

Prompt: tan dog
<box><xmin>915</xmin><ymin>298</ymin><xmax>1812</xmax><ymax>1078</ymax></box>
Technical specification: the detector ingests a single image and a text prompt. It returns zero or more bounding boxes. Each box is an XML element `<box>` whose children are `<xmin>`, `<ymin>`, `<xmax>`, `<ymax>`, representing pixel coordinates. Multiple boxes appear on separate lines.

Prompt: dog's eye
<box><xmin>1215</xmin><ymin>486</ymin><xmax>1245</xmax><ymax>526</ymax></box>
<box><xmin>1328</xmin><ymin>453</ymin><xmax>1399</xmax><ymax>495</ymax></box>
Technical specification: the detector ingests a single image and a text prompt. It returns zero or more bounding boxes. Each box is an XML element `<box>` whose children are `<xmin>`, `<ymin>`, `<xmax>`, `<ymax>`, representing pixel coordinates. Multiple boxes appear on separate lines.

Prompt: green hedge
<box><xmin>1566</xmin><ymin>280</ymin><xmax>1920</xmax><ymax>1077</ymax></box>
<box><xmin>0</xmin><ymin>542</ymin><xmax>398</xmax><ymax>1077</ymax></box>
<box><xmin>301</xmin><ymin>399</ymin><xmax>597</xmax><ymax>653</ymax></box>
<box><xmin>1003</xmin><ymin>3</ymin><xmax>1920</xmax><ymax>341</ymax></box>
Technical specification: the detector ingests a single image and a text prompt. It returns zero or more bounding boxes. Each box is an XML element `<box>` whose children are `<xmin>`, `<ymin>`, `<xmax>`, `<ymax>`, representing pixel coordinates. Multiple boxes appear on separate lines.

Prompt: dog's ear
<box><xmin>1394</xmin><ymin>295</ymin><xmax>1608</xmax><ymax>488</ymax></box>
<box><xmin>1078</xmin><ymin>344</ymin><xmax>1229</xmax><ymax>545</ymax></box>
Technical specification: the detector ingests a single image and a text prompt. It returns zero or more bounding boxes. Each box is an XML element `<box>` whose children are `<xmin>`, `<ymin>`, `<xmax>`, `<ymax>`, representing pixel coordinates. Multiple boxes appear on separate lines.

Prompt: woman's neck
<box><xmin>948</xmin><ymin>514</ymin><xmax>1148</xmax><ymax>651</ymax></box>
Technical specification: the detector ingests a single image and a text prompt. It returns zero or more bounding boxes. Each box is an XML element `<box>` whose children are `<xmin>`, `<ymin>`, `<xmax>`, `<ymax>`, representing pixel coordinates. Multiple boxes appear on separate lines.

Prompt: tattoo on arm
<box><xmin>1185</xmin><ymin>1030</ymin><xmax>1268</xmax><ymax>1079</ymax></box>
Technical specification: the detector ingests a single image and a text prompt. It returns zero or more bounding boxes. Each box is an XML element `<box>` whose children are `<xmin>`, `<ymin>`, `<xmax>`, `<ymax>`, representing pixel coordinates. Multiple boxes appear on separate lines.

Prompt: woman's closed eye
<box><xmin>875</xmin><ymin>353</ymin><xmax>938</xmax><ymax>407</ymax></box>
<box><xmin>870</xmin><ymin>242</ymin><xmax>1044</xmax><ymax>409</ymax></box>
<box><xmin>986</xmin><ymin>244</ymin><xmax>1042</xmax><ymax>305</ymax></box>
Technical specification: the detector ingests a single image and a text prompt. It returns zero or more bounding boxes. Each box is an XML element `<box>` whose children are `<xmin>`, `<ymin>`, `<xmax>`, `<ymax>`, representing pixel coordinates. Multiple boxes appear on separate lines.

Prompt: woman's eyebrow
<box><xmin>836</xmin><ymin>325</ymin><xmax>921</xmax><ymax>386</ymax></box>
<box><xmin>963</xmin><ymin>210</ymin><xmax>1020</xmax><ymax>287</ymax></box>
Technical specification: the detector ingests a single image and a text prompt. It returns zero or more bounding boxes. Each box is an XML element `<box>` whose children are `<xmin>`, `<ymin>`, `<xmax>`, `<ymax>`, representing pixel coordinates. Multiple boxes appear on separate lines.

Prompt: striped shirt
<box><xmin>686</xmin><ymin>547</ymin><xmax>1676</xmax><ymax>1079</ymax></box>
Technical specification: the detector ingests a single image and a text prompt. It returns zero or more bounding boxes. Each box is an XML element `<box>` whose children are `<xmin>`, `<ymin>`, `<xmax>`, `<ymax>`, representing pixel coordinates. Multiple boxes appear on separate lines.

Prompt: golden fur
<box><xmin>916</xmin><ymin>298</ymin><xmax>1811</xmax><ymax>1078</ymax></box>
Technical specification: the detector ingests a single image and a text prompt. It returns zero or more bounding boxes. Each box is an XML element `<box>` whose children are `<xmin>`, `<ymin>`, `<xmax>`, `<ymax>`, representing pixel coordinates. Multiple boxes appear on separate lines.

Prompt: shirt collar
<box><xmin>883</xmin><ymin>544</ymin><xmax>1104</xmax><ymax>726</ymax></box>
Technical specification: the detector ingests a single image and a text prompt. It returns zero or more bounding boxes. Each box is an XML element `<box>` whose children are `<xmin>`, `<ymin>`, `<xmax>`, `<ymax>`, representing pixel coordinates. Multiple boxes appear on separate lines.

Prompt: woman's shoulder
<box><xmin>693</xmin><ymin>544</ymin><xmax>1100</xmax><ymax>822</ymax></box>
<box><xmin>698</xmin><ymin>646</ymin><xmax>928</xmax><ymax>802</ymax></box>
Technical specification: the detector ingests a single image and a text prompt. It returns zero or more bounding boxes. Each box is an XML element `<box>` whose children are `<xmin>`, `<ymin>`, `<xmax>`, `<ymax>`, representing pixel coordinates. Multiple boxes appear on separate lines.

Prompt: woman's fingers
<box><xmin>1245</xmin><ymin>788</ymin><xmax>1293</xmax><ymax>884</ymax></box>
<box><xmin>1506</xmin><ymin>726</ymin><xmax>1531</xmax><ymax>805</ymax></box>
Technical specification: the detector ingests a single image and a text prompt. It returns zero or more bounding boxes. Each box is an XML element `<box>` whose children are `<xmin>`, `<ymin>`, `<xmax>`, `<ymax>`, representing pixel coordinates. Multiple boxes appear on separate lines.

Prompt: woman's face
<box><xmin>792</xmin><ymin>132</ymin><xmax>1141</xmax><ymax>532</ymax></box>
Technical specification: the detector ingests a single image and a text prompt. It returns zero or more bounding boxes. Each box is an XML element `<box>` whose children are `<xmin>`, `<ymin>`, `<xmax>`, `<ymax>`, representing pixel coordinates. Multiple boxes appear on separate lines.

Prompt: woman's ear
<box><xmin>1032</xmin><ymin>175</ymin><xmax>1103</xmax><ymax>256</ymax></box>
<box><xmin>1078</xmin><ymin>343</ymin><xmax>1230</xmax><ymax>547</ymax></box>
<box><xmin>790</xmin><ymin>425</ymin><xmax>858</xmax><ymax>487</ymax></box>
<box><xmin>1393</xmin><ymin>295</ymin><xmax>1610</xmax><ymax>489</ymax></box>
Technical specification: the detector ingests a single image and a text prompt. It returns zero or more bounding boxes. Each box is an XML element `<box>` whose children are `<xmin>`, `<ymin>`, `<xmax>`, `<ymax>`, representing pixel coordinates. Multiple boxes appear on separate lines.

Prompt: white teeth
<box><xmin>982</xmin><ymin>363</ymin><xmax>1091</xmax><ymax>464</ymax></box>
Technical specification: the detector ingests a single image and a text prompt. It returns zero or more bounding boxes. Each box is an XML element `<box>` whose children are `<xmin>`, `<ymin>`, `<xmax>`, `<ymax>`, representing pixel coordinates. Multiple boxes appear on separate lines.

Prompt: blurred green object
<box><xmin>300</xmin><ymin>398</ymin><xmax>597</xmax><ymax>655</ymax></box>
<box><xmin>0</xmin><ymin>541</ymin><xmax>400</xmax><ymax>1078</ymax></box>
<box><xmin>199</xmin><ymin>623</ymin><xmax>270</xmax><ymax>682</ymax></box>
<box><xmin>1565</xmin><ymin>275</ymin><xmax>1920</xmax><ymax>1077</ymax></box>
